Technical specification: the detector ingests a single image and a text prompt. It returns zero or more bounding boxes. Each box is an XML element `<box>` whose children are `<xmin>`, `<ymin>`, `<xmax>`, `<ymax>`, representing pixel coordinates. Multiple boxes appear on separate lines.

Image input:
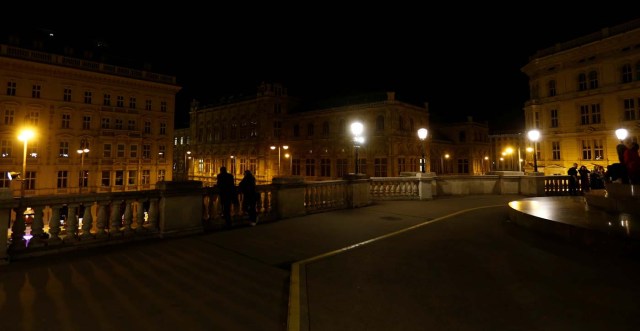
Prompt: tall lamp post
<box><xmin>417</xmin><ymin>128</ymin><xmax>428</xmax><ymax>173</ymax></box>
<box><xmin>17</xmin><ymin>128</ymin><xmax>35</xmax><ymax>199</ymax></box>
<box><xmin>270</xmin><ymin>145</ymin><xmax>289</xmax><ymax>176</ymax></box>
<box><xmin>351</xmin><ymin>122</ymin><xmax>364</xmax><ymax>174</ymax></box>
<box><xmin>184</xmin><ymin>150</ymin><xmax>191</xmax><ymax>180</ymax></box>
<box><xmin>527</xmin><ymin>130</ymin><xmax>540</xmax><ymax>173</ymax></box>
<box><xmin>77</xmin><ymin>143</ymin><xmax>90</xmax><ymax>194</ymax></box>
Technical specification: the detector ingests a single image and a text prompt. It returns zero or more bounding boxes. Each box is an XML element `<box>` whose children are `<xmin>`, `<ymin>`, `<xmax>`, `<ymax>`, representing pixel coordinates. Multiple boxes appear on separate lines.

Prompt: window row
<box><xmin>0</xmin><ymin>140</ymin><xmax>165</xmax><ymax>160</ymax></box>
<box><xmin>0</xmin><ymin>169</ymin><xmax>166</xmax><ymax>189</ymax></box>
<box><xmin>5</xmin><ymin>81</ymin><xmax>168</xmax><ymax>112</ymax></box>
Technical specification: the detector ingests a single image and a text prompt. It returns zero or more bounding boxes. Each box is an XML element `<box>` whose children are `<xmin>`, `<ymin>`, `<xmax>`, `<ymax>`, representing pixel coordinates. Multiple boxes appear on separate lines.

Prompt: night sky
<box><xmin>8</xmin><ymin>9</ymin><xmax>640</xmax><ymax>132</ymax></box>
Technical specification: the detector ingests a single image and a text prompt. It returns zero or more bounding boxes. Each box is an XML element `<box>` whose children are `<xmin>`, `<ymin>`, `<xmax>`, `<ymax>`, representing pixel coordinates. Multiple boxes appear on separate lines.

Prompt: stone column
<box><xmin>416</xmin><ymin>172</ymin><xmax>434</xmax><ymax>200</ymax></box>
<box><xmin>272</xmin><ymin>176</ymin><xmax>306</xmax><ymax>219</ymax></box>
<box><xmin>157</xmin><ymin>181</ymin><xmax>204</xmax><ymax>237</ymax></box>
<box><xmin>343</xmin><ymin>174</ymin><xmax>371</xmax><ymax>208</ymax></box>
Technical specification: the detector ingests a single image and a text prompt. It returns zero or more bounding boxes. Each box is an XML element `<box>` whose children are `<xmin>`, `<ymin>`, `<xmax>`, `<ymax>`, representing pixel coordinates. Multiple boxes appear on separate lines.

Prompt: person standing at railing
<box><xmin>578</xmin><ymin>165</ymin><xmax>590</xmax><ymax>193</ymax></box>
<box><xmin>216</xmin><ymin>166</ymin><xmax>235</xmax><ymax>229</ymax></box>
<box><xmin>567</xmin><ymin>163</ymin><xmax>578</xmax><ymax>195</ymax></box>
<box><xmin>239</xmin><ymin>170</ymin><xmax>258</xmax><ymax>226</ymax></box>
<box><xmin>623</xmin><ymin>138</ymin><xmax>640</xmax><ymax>184</ymax></box>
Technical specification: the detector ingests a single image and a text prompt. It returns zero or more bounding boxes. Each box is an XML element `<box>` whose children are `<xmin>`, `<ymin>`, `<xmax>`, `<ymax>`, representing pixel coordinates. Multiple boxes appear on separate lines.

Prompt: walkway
<box><xmin>1</xmin><ymin>195</ymin><xmax>640</xmax><ymax>331</ymax></box>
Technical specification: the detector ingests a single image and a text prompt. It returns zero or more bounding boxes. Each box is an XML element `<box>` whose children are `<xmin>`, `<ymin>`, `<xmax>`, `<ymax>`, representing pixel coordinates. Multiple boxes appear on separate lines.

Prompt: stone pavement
<box><xmin>1</xmin><ymin>194</ymin><xmax>640</xmax><ymax>331</ymax></box>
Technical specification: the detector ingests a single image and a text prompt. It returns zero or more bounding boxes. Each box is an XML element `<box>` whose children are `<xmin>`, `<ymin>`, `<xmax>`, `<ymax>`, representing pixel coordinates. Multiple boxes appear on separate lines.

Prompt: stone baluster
<box><xmin>10</xmin><ymin>206</ymin><xmax>27</xmax><ymax>250</ymax></box>
<box><xmin>81</xmin><ymin>203</ymin><xmax>94</xmax><ymax>239</ymax></box>
<box><xmin>135</xmin><ymin>200</ymin><xmax>146</xmax><ymax>233</ymax></box>
<box><xmin>65</xmin><ymin>204</ymin><xmax>78</xmax><ymax>242</ymax></box>
<box><xmin>29</xmin><ymin>205</ymin><xmax>46</xmax><ymax>247</ymax></box>
<box><xmin>147</xmin><ymin>198</ymin><xmax>159</xmax><ymax>232</ymax></box>
<box><xmin>48</xmin><ymin>205</ymin><xmax>62</xmax><ymax>244</ymax></box>
<box><xmin>122</xmin><ymin>200</ymin><xmax>133</xmax><ymax>235</ymax></box>
<box><xmin>109</xmin><ymin>201</ymin><xmax>122</xmax><ymax>236</ymax></box>
<box><xmin>95</xmin><ymin>202</ymin><xmax>108</xmax><ymax>239</ymax></box>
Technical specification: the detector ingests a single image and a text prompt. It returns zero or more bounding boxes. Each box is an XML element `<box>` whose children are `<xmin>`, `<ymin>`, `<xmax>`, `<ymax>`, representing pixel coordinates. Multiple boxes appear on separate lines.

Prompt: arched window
<box><xmin>588</xmin><ymin>70</ymin><xmax>598</xmax><ymax>89</ymax></box>
<box><xmin>622</xmin><ymin>64</ymin><xmax>633</xmax><ymax>83</ymax></box>
<box><xmin>376</xmin><ymin>115</ymin><xmax>384</xmax><ymax>132</ymax></box>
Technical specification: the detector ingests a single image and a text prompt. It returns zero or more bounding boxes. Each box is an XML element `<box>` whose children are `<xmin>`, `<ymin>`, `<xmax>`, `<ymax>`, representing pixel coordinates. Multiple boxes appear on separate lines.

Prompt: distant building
<box><xmin>431</xmin><ymin>117</ymin><xmax>491</xmax><ymax>175</ymax></box>
<box><xmin>0</xmin><ymin>30</ymin><xmax>180</xmax><ymax>196</ymax></box>
<box><xmin>521</xmin><ymin>19</ymin><xmax>640</xmax><ymax>174</ymax></box>
<box><xmin>177</xmin><ymin>83</ymin><xmax>493</xmax><ymax>184</ymax></box>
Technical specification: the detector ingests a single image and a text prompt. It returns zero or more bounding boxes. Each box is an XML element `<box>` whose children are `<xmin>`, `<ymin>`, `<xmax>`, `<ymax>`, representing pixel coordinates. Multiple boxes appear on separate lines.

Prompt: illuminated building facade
<box><xmin>0</xmin><ymin>37</ymin><xmax>180</xmax><ymax>196</ymax></box>
<box><xmin>522</xmin><ymin>19</ymin><xmax>640</xmax><ymax>174</ymax></box>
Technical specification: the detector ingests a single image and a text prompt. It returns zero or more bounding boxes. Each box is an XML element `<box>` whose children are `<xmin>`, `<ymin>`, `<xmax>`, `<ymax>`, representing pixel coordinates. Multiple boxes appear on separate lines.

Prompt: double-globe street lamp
<box><xmin>270</xmin><ymin>145</ymin><xmax>289</xmax><ymax>176</ymax></box>
<box><xmin>417</xmin><ymin>128</ymin><xmax>428</xmax><ymax>173</ymax></box>
<box><xmin>351</xmin><ymin>122</ymin><xmax>364</xmax><ymax>174</ymax></box>
<box><xmin>527</xmin><ymin>129</ymin><xmax>540</xmax><ymax>173</ymax></box>
<box><xmin>77</xmin><ymin>140</ymin><xmax>90</xmax><ymax>194</ymax></box>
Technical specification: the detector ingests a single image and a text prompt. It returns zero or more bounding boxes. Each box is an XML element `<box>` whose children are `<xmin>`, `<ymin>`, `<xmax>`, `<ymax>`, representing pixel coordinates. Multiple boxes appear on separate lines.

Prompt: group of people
<box><xmin>215</xmin><ymin>166</ymin><xmax>259</xmax><ymax>228</ymax></box>
<box><xmin>567</xmin><ymin>136</ymin><xmax>640</xmax><ymax>195</ymax></box>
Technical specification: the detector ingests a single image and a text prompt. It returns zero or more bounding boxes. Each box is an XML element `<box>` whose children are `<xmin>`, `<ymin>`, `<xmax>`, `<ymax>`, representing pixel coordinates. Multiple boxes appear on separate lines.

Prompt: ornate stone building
<box><xmin>0</xmin><ymin>37</ymin><xmax>180</xmax><ymax>196</ymax></box>
<box><xmin>521</xmin><ymin>19</ymin><xmax>640</xmax><ymax>174</ymax></box>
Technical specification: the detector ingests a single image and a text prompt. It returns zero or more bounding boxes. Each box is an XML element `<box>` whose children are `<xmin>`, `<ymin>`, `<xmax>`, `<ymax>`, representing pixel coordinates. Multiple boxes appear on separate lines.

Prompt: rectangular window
<box><xmin>292</xmin><ymin>159</ymin><xmax>301</xmax><ymax>175</ymax></box>
<box><xmin>127</xmin><ymin>120</ymin><xmax>135</xmax><ymax>130</ymax></box>
<box><xmin>128</xmin><ymin>170</ymin><xmax>137</xmax><ymax>185</ymax></box>
<box><xmin>305</xmin><ymin>159</ymin><xmax>315</xmax><ymax>176</ymax></box>
<box><xmin>580</xmin><ymin>105</ymin><xmax>590</xmax><ymax>125</ymax></box>
<box><xmin>359</xmin><ymin>159</ymin><xmax>367</xmax><ymax>175</ymax></box>
<box><xmin>103</xmin><ymin>144</ymin><xmax>112</xmax><ymax>158</ymax></box>
<box><xmin>239</xmin><ymin>158</ymin><xmax>247</xmax><ymax>174</ymax></box>
<box><xmin>32</xmin><ymin>84</ymin><xmax>41</xmax><ymax>98</ymax></box>
<box><xmin>397</xmin><ymin>158</ymin><xmax>406</xmax><ymax>174</ymax></box>
<box><xmin>534</xmin><ymin>112</ymin><xmax>540</xmax><ymax>129</ymax></box>
<box><xmin>115</xmin><ymin>119</ymin><xmax>123</xmax><ymax>130</ymax></box>
<box><xmin>374</xmin><ymin>158</ymin><xmax>387</xmax><ymax>177</ymax></box>
<box><xmin>591</xmin><ymin>104</ymin><xmax>601</xmax><ymax>124</ymax></box>
<box><xmin>337</xmin><ymin>158</ymin><xmax>348</xmax><ymax>177</ymax></box>
<box><xmin>581</xmin><ymin>140</ymin><xmax>592</xmax><ymax>160</ymax></box>
<box><xmin>129</xmin><ymin>97</ymin><xmax>136</xmax><ymax>109</ymax></box>
<box><xmin>550</xmin><ymin>109</ymin><xmax>558</xmax><ymax>128</ymax></box>
<box><xmin>28</xmin><ymin>143</ymin><xmax>38</xmax><ymax>158</ymax></box>
<box><xmin>0</xmin><ymin>171</ymin><xmax>10</xmax><ymax>188</ymax></box>
<box><xmin>273</xmin><ymin>121</ymin><xmax>282</xmax><ymax>138</ymax></box>
<box><xmin>160</xmin><ymin>122</ymin><xmax>166</xmax><ymax>135</ymax></box>
<box><xmin>117</xmin><ymin>144</ymin><xmax>125</xmax><ymax>158</ymax></box>
<box><xmin>158</xmin><ymin>145</ymin><xmax>166</xmax><ymax>157</ymax></box>
<box><xmin>4</xmin><ymin>108</ymin><xmax>14</xmax><ymax>125</ymax></box>
<box><xmin>82</xmin><ymin>116</ymin><xmax>91</xmax><ymax>130</ymax></box>
<box><xmin>142</xmin><ymin>144</ymin><xmax>151</xmax><ymax>159</ymax></box>
<box><xmin>101</xmin><ymin>171</ymin><xmax>111</xmax><ymax>186</ymax></box>
<box><xmin>320</xmin><ymin>158</ymin><xmax>331</xmax><ymax>177</ymax></box>
<box><xmin>29</xmin><ymin>111</ymin><xmax>39</xmax><ymax>125</ymax></box>
<box><xmin>25</xmin><ymin>171</ymin><xmax>36</xmax><ymax>190</ymax></box>
<box><xmin>103</xmin><ymin>94</ymin><xmax>111</xmax><ymax>106</ymax></box>
<box><xmin>61</xmin><ymin>114</ymin><xmax>71</xmax><ymax>129</ymax></box>
<box><xmin>64</xmin><ymin>88</ymin><xmax>72</xmax><ymax>102</ymax></box>
<box><xmin>142</xmin><ymin>170</ymin><xmax>150</xmax><ymax>184</ymax></box>
<box><xmin>594</xmin><ymin>139</ymin><xmax>604</xmax><ymax>160</ymax></box>
<box><xmin>79</xmin><ymin>170</ymin><xmax>88</xmax><ymax>188</ymax></box>
<box><xmin>117</xmin><ymin>96</ymin><xmax>124</xmax><ymax>107</ymax></box>
<box><xmin>552</xmin><ymin>141</ymin><xmax>561</xmax><ymax>160</ymax></box>
<box><xmin>160</xmin><ymin>101</ymin><xmax>167</xmax><ymax>112</ymax></box>
<box><xmin>1</xmin><ymin>139</ymin><xmax>12</xmax><ymax>157</ymax></box>
<box><xmin>157</xmin><ymin>169</ymin><xmax>165</xmax><ymax>182</ymax></box>
<box><xmin>145</xmin><ymin>99</ymin><xmax>152</xmax><ymax>111</ymax></box>
<box><xmin>624</xmin><ymin>98</ymin><xmax>636</xmax><ymax>121</ymax></box>
<box><xmin>101</xmin><ymin>118</ymin><xmax>110</xmax><ymax>129</ymax></box>
<box><xmin>59</xmin><ymin>141</ymin><xmax>69</xmax><ymax>157</ymax></box>
<box><xmin>57</xmin><ymin>171</ymin><xmax>68</xmax><ymax>188</ymax></box>
<box><xmin>307</xmin><ymin>123</ymin><xmax>314</xmax><ymax>136</ymax></box>
<box><xmin>249</xmin><ymin>158</ymin><xmax>257</xmax><ymax>174</ymax></box>
<box><xmin>6</xmin><ymin>81</ymin><xmax>16</xmax><ymax>96</ymax></box>
<box><xmin>457</xmin><ymin>159</ymin><xmax>470</xmax><ymax>174</ymax></box>
<box><xmin>144</xmin><ymin>121</ymin><xmax>151</xmax><ymax>134</ymax></box>
<box><xmin>130</xmin><ymin>144</ymin><xmax>138</xmax><ymax>158</ymax></box>
<box><xmin>115</xmin><ymin>170</ymin><xmax>124</xmax><ymax>186</ymax></box>
<box><xmin>84</xmin><ymin>91</ymin><xmax>92</xmax><ymax>104</ymax></box>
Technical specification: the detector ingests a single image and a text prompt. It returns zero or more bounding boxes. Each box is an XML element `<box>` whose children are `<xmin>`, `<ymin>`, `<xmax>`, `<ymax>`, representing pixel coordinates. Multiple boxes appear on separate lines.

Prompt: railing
<box><xmin>304</xmin><ymin>180</ymin><xmax>348</xmax><ymax>213</ymax></box>
<box><xmin>370</xmin><ymin>177</ymin><xmax>419</xmax><ymax>200</ymax></box>
<box><xmin>201</xmin><ymin>185</ymin><xmax>276</xmax><ymax>230</ymax></box>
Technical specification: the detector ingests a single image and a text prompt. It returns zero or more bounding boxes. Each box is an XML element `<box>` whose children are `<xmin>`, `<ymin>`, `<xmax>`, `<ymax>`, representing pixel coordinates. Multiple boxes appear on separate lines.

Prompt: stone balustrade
<box><xmin>0</xmin><ymin>173</ymin><xmax>584</xmax><ymax>264</ymax></box>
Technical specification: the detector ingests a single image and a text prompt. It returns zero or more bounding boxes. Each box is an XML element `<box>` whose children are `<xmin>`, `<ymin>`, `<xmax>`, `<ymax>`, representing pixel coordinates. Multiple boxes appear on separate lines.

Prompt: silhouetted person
<box><xmin>567</xmin><ymin>163</ymin><xmax>578</xmax><ymax>195</ymax></box>
<box><xmin>578</xmin><ymin>165</ymin><xmax>590</xmax><ymax>193</ymax></box>
<box><xmin>623</xmin><ymin>138</ymin><xmax>640</xmax><ymax>184</ymax></box>
<box><xmin>216</xmin><ymin>166</ymin><xmax>235</xmax><ymax>228</ymax></box>
<box><xmin>239</xmin><ymin>170</ymin><xmax>258</xmax><ymax>226</ymax></box>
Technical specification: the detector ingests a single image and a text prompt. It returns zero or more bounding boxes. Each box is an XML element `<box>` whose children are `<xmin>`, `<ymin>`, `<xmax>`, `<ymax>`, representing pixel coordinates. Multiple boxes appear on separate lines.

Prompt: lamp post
<box><xmin>77</xmin><ymin>143</ymin><xmax>90</xmax><ymax>194</ymax></box>
<box><xmin>270</xmin><ymin>145</ymin><xmax>289</xmax><ymax>176</ymax></box>
<box><xmin>17</xmin><ymin>129</ymin><xmax>35</xmax><ymax>199</ymax></box>
<box><xmin>484</xmin><ymin>156</ymin><xmax>489</xmax><ymax>174</ymax></box>
<box><xmin>284</xmin><ymin>152</ymin><xmax>292</xmax><ymax>175</ymax></box>
<box><xmin>417</xmin><ymin>128</ymin><xmax>428</xmax><ymax>173</ymax></box>
<box><xmin>157</xmin><ymin>152</ymin><xmax>164</xmax><ymax>182</ymax></box>
<box><xmin>527</xmin><ymin>130</ymin><xmax>540</xmax><ymax>173</ymax></box>
<box><xmin>615</xmin><ymin>128</ymin><xmax>628</xmax><ymax>164</ymax></box>
<box><xmin>505</xmin><ymin>147</ymin><xmax>514</xmax><ymax>170</ymax></box>
<box><xmin>351</xmin><ymin>122</ymin><xmax>364</xmax><ymax>174</ymax></box>
<box><xmin>184</xmin><ymin>150</ymin><xmax>191</xmax><ymax>180</ymax></box>
<box><xmin>230</xmin><ymin>155</ymin><xmax>235</xmax><ymax>177</ymax></box>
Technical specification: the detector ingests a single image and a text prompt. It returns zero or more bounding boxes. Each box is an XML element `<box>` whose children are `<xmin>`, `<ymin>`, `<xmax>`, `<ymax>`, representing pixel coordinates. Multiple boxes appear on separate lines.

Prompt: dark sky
<box><xmin>12</xmin><ymin>8</ymin><xmax>640</xmax><ymax>132</ymax></box>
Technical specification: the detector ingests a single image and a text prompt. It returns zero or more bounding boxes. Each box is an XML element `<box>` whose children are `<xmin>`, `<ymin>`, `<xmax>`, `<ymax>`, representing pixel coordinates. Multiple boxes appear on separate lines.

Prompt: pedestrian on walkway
<box><xmin>216</xmin><ymin>166</ymin><xmax>236</xmax><ymax>228</ymax></box>
<box><xmin>239</xmin><ymin>170</ymin><xmax>258</xmax><ymax>226</ymax></box>
<box><xmin>567</xmin><ymin>163</ymin><xmax>579</xmax><ymax>195</ymax></box>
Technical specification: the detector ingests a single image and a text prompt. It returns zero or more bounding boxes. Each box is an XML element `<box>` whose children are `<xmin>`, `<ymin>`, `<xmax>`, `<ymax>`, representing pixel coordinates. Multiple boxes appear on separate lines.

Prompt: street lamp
<box><xmin>441</xmin><ymin>153</ymin><xmax>450</xmax><ymax>174</ymax></box>
<box><xmin>284</xmin><ymin>152</ymin><xmax>292</xmax><ymax>175</ymax></box>
<box><xmin>616</xmin><ymin>128</ymin><xmax>628</xmax><ymax>142</ymax></box>
<box><xmin>157</xmin><ymin>152</ymin><xmax>164</xmax><ymax>182</ymax></box>
<box><xmin>527</xmin><ymin>130</ymin><xmax>540</xmax><ymax>173</ymax></box>
<box><xmin>505</xmin><ymin>147</ymin><xmax>514</xmax><ymax>170</ymax></box>
<box><xmin>417</xmin><ymin>128</ymin><xmax>428</xmax><ymax>173</ymax></box>
<box><xmin>77</xmin><ymin>144</ymin><xmax>90</xmax><ymax>194</ymax></box>
<box><xmin>184</xmin><ymin>150</ymin><xmax>191</xmax><ymax>180</ymax></box>
<box><xmin>17</xmin><ymin>128</ymin><xmax>35</xmax><ymax>199</ymax></box>
<box><xmin>351</xmin><ymin>122</ymin><xmax>364</xmax><ymax>174</ymax></box>
<box><xmin>615</xmin><ymin>128</ymin><xmax>628</xmax><ymax>163</ymax></box>
<box><xmin>230</xmin><ymin>155</ymin><xmax>235</xmax><ymax>176</ymax></box>
<box><xmin>484</xmin><ymin>156</ymin><xmax>489</xmax><ymax>174</ymax></box>
<box><xmin>270</xmin><ymin>145</ymin><xmax>289</xmax><ymax>176</ymax></box>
